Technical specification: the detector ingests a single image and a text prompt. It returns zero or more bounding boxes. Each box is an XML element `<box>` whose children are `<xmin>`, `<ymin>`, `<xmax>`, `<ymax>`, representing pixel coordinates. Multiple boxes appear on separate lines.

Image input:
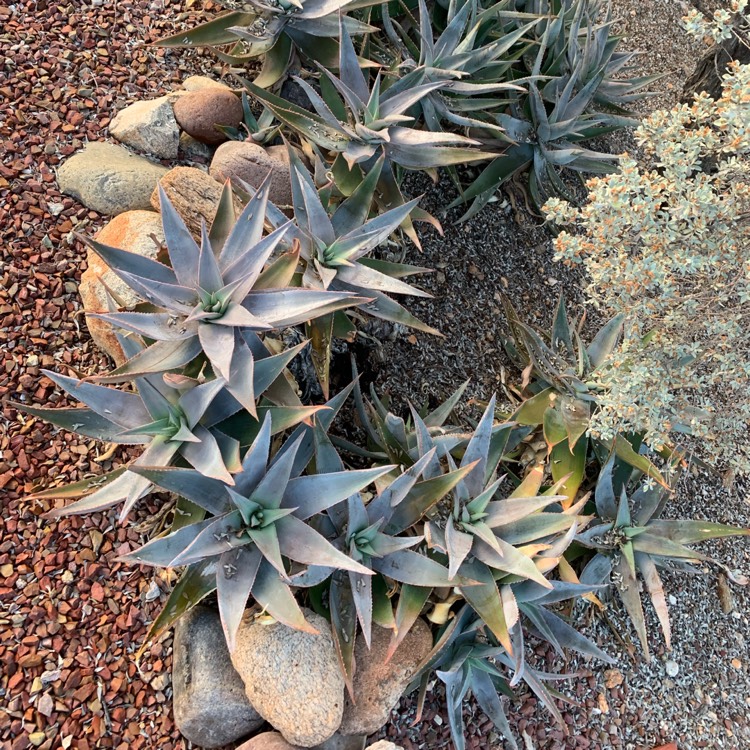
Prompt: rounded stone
<box><xmin>79</xmin><ymin>210</ymin><xmax>164</xmax><ymax>363</ymax></box>
<box><xmin>173</xmin><ymin>89</ymin><xmax>244</xmax><ymax>145</ymax></box>
<box><xmin>210</xmin><ymin>140</ymin><xmax>292</xmax><ymax>207</ymax></box>
<box><xmin>236</xmin><ymin>732</ymin><xmax>300</xmax><ymax>750</ymax></box>
<box><xmin>57</xmin><ymin>141</ymin><xmax>168</xmax><ymax>216</ymax></box>
<box><xmin>338</xmin><ymin>621</ymin><xmax>433</xmax><ymax>736</ymax></box>
<box><xmin>230</xmin><ymin>610</ymin><xmax>345</xmax><ymax>747</ymax></box>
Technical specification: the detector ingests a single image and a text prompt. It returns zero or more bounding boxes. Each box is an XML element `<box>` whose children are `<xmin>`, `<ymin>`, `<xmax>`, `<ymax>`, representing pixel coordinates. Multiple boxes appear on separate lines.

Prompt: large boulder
<box><xmin>173</xmin><ymin>607</ymin><xmax>264</xmax><ymax>748</ymax></box>
<box><xmin>79</xmin><ymin>210</ymin><xmax>164</xmax><ymax>363</ymax></box>
<box><xmin>338</xmin><ymin>621</ymin><xmax>432</xmax><ymax>736</ymax></box>
<box><xmin>173</xmin><ymin>89</ymin><xmax>244</xmax><ymax>145</ymax></box>
<box><xmin>231</xmin><ymin>610</ymin><xmax>345</xmax><ymax>747</ymax></box>
<box><xmin>150</xmin><ymin>166</ymin><xmax>241</xmax><ymax>238</ymax></box>
<box><xmin>57</xmin><ymin>142</ymin><xmax>169</xmax><ymax>215</ymax></box>
<box><xmin>210</xmin><ymin>141</ymin><xmax>292</xmax><ymax>207</ymax></box>
<box><xmin>109</xmin><ymin>95</ymin><xmax>181</xmax><ymax>159</ymax></box>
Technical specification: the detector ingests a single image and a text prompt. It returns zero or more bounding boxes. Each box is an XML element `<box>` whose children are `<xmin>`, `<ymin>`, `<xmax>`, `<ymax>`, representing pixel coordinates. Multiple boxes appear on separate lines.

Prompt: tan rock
<box><xmin>150</xmin><ymin>166</ymin><xmax>241</xmax><ymax>238</ymax></box>
<box><xmin>79</xmin><ymin>211</ymin><xmax>164</xmax><ymax>363</ymax></box>
<box><xmin>182</xmin><ymin>75</ymin><xmax>233</xmax><ymax>92</ymax></box>
<box><xmin>338</xmin><ymin>621</ymin><xmax>432</xmax><ymax>736</ymax></box>
<box><xmin>210</xmin><ymin>140</ymin><xmax>292</xmax><ymax>208</ymax></box>
<box><xmin>231</xmin><ymin>610</ymin><xmax>345</xmax><ymax>747</ymax></box>
<box><xmin>174</xmin><ymin>89</ymin><xmax>244</xmax><ymax>145</ymax></box>
<box><xmin>366</xmin><ymin>743</ymin><xmax>404</xmax><ymax>750</ymax></box>
<box><xmin>236</xmin><ymin>731</ymin><xmax>367</xmax><ymax>750</ymax></box>
<box><xmin>236</xmin><ymin>732</ymin><xmax>299</xmax><ymax>750</ymax></box>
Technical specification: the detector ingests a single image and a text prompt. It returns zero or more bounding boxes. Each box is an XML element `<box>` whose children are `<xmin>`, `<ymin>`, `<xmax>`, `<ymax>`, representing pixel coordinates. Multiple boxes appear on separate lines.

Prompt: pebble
<box><xmin>665</xmin><ymin>660</ymin><xmax>680</xmax><ymax>677</ymax></box>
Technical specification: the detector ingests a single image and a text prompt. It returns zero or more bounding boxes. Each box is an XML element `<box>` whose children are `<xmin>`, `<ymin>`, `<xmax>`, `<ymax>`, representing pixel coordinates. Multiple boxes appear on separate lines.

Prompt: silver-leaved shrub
<box><xmin>545</xmin><ymin>58</ymin><xmax>750</xmax><ymax>473</ymax></box>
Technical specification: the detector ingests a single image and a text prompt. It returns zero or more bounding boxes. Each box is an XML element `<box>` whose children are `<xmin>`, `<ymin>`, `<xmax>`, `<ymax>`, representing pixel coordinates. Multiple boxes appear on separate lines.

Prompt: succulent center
<box><xmin>198</xmin><ymin>289</ymin><xmax>230</xmax><ymax>320</ymax></box>
<box><xmin>349</xmin><ymin>527</ymin><xmax>377</xmax><ymax>560</ymax></box>
<box><xmin>237</xmin><ymin>498</ymin><xmax>269</xmax><ymax>529</ymax></box>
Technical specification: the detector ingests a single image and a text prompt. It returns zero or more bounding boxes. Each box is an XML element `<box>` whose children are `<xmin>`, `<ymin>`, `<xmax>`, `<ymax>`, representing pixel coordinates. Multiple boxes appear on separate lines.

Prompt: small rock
<box><xmin>665</xmin><ymin>660</ymin><xmax>680</xmax><ymax>677</ymax></box>
<box><xmin>179</xmin><ymin>132</ymin><xmax>214</xmax><ymax>163</ymax></box>
<box><xmin>150</xmin><ymin>166</ymin><xmax>242</xmax><ymax>238</ymax></box>
<box><xmin>110</xmin><ymin>95</ymin><xmax>181</xmax><ymax>159</ymax></box>
<box><xmin>47</xmin><ymin>202</ymin><xmax>65</xmax><ymax>216</ymax></box>
<box><xmin>182</xmin><ymin>75</ymin><xmax>232</xmax><ymax>92</ymax></box>
<box><xmin>236</xmin><ymin>731</ymin><xmax>366</xmax><ymax>750</ymax></box>
<box><xmin>173</xmin><ymin>606</ymin><xmax>263</xmax><ymax>748</ymax></box>
<box><xmin>366</xmin><ymin>742</ymin><xmax>404</xmax><ymax>750</ymax></box>
<box><xmin>57</xmin><ymin>142</ymin><xmax>169</xmax><ymax>215</ymax></box>
<box><xmin>236</xmin><ymin>733</ymin><xmax>298</xmax><ymax>750</ymax></box>
<box><xmin>317</xmin><ymin>734</ymin><xmax>366</xmax><ymax>750</ymax></box>
<box><xmin>603</xmin><ymin>668</ymin><xmax>624</xmax><ymax>689</ymax></box>
<box><xmin>338</xmin><ymin>621</ymin><xmax>432</xmax><ymax>736</ymax></box>
<box><xmin>210</xmin><ymin>140</ymin><xmax>292</xmax><ymax>207</ymax></box>
<box><xmin>174</xmin><ymin>89</ymin><xmax>244</xmax><ymax>145</ymax></box>
<box><xmin>79</xmin><ymin>210</ymin><xmax>164</xmax><ymax>364</ymax></box>
<box><xmin>231</xmin><ymin>610</ymin><xmax>345</xmax><ymax>747</ymax></box>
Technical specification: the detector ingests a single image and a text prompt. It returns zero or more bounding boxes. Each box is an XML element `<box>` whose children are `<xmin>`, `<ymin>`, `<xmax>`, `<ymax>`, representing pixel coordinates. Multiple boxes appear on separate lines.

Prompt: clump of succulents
<box><xmin>245</xmin><ymin>18</ymin><xmax>497</xmax><ymax>213</ymax></box>
<box><xmin>14</xmin><ymin>3</ymin><xmax>750</xmax><ymax>750</ymax></box>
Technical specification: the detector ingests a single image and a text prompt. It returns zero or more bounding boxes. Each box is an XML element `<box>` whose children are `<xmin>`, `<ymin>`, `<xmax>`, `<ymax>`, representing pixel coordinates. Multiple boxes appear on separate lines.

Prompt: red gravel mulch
<box><xmin>1</xmin><ymin>2</ymin><xmax>221</xmax><ymax>749</ymax></box>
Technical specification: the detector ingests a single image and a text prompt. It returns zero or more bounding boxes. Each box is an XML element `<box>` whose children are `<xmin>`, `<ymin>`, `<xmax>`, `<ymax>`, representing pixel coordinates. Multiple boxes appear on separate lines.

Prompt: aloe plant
<box><xmin>245</xmin><ymin>17</ymin><xmax>495</xmax><ymax>172</ymax></box>
<box><xmin>382</xmin><ymin>0</ymin><xmax>537</xmax><ymax>135</ymax></box>
<box><xmin>155</xmin><ymin>0</ymin><xmax>379</xmax><ymax>88</ymax></box>
<box><xmin>81</xmin><ymin>179</ymin><xmax>366</xmax><ymax>414</ymax></box>
<box><xmin>215</xmin><ymin>91</ymin><xmax>281</xmax><ymax>143</ymax></box>
<box><xmin>13</xmin><ymin>331</ymin><xmax>308</xmax><ymax>520</ymax></box>
<box><xmin>303</xmin><ymin>422</ymin><xmax>482</xmax><ymax>690</ymax></box>
<box><xmin>578</xmin><ymin>455</ymin><xmax>750</xmax><ymax>658</ymax></box>
<box><xmin>254</xmin><ymin>148</ymin><xmax>438</xmax><ymax>394</ymax></box>
<box><xmin>124</xmin><ymin>412</ymin><xmax>396</xmax><ymax>648</ymax></box>
<box><xmin>421</xmin><ymin>398</ymin><xmax>585</xmax><ymax>652</ymax></box>
<box><xmin>498</xmin><ymin>293</ymin><xmax>674</xmax><ymax>514</ymax></box>
<box><xmin>413</xmin><ymin>595</ymin><xmax>612</xmax><ymax>750</ymax></box>
<box><xmin>452</xmin><ymin>0</ymin><xmax>658</xmax><ymax>218</ymax></box>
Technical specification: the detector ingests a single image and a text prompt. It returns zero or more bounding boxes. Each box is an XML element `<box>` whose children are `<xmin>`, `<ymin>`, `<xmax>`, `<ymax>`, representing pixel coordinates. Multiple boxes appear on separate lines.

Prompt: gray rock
<box><xmin>110</xmin><ymin>95</ymin><xmax>181</xmax><ymax>159</ymax></box>
<box><xmin>79</xmin><ymin>210</ymin><xmax>164</xmax><ymax>364</ymax></box>
<box><xmin>338</xmin><ymin>621</ymin><xmax>432</xmax><ymax>736</ymax></box>
<box><xmin>173</xmin><ymin>606</ymin><xmax>263</xmax><ymax>748</ymax></box>
<box><xmin>210</xmin><ymin>140</ymin><xmax>292</xmax><ymax>207</ymax></box>
<box><xmin>317</xmin><ymin>734</ymin><xmax>366</xmax><ymax>750</ymax></box>
<box><xmin>182</xmin><ymin>75</ymin><xmax>232</xmax><ymax>92</ymax></box>
<box><xmin>174</xmin><ymin>89</ymin><xmax>244</xmax><ymax>145</ymax></box>
<box><xmin>231</xmin><ymin>610</ymin><xmax>345</xmax><ymax>747</ymax></box>
<box><xmin>179</xmin><ymin>132</ymin><xmax>214</xmax><ymax>163</ymax></box>
<box><xmin>57</xmin><ymin>141</ymin><xmax>169</xmax><ymax>215</ymax></box>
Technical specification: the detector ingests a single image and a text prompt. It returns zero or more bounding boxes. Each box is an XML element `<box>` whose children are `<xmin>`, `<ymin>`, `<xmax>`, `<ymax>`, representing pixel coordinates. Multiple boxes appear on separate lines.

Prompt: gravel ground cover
<box><xmin>1</xmin><ymin>1</ymin><xmax>748</xmax><ymax>749</ymax></box>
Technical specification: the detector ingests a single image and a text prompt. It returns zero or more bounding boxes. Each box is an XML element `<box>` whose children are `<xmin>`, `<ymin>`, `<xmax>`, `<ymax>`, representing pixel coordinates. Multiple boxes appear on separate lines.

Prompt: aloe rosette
<box><xmin>124</xmin><ymin>412</ymin><xmax>399</xmax><ymax>647</ymax></box>
<box><xmin>81</xmin><ymin>178</ymin><xmax>368</xmax><ymax>414</ymax></box>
